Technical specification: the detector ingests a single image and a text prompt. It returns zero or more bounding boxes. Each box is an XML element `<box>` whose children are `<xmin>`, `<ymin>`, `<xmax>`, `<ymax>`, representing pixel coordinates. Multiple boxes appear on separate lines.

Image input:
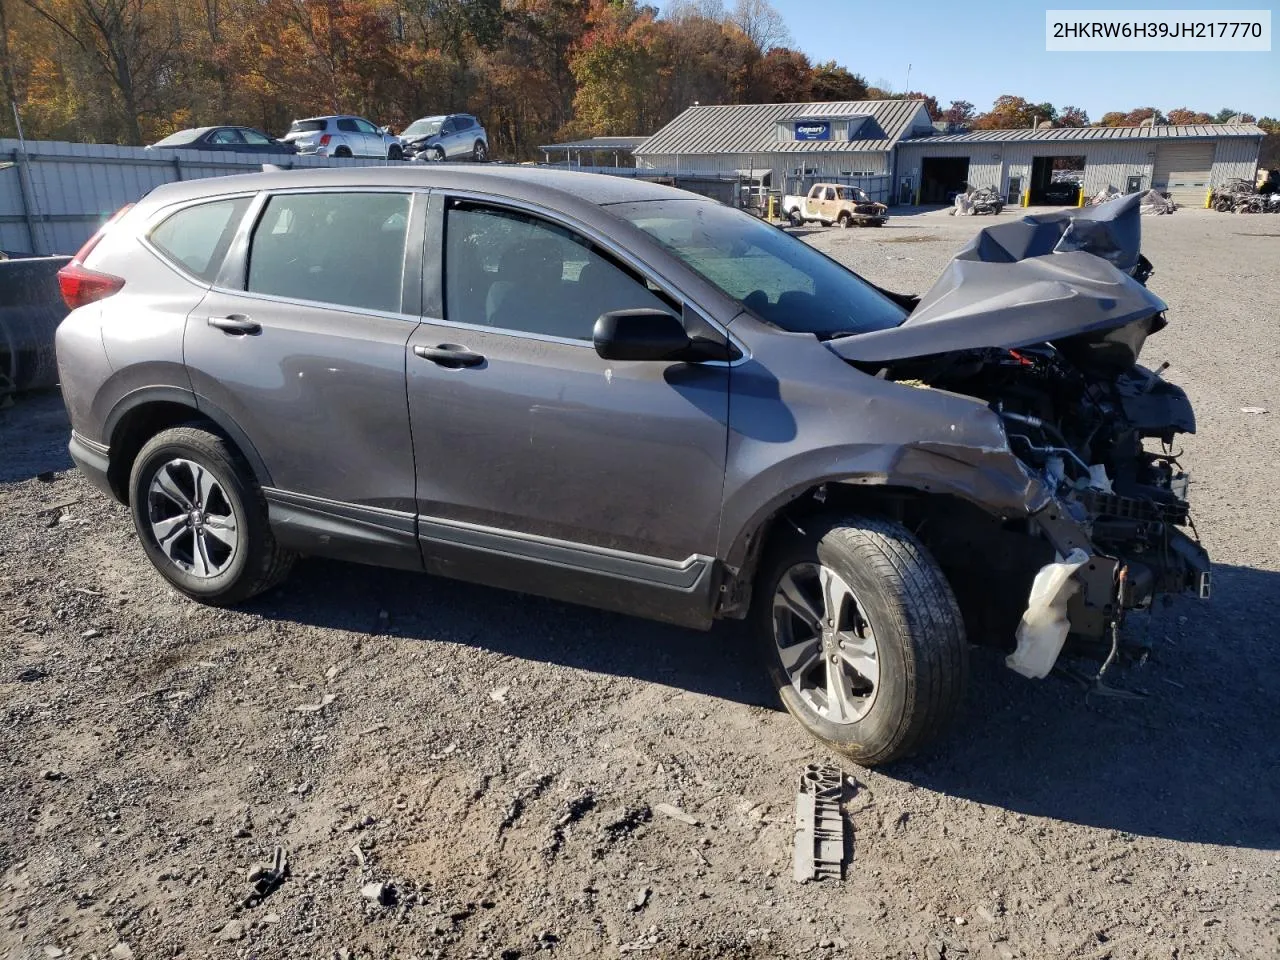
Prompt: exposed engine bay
<box><xmin>831</xmin><ymin>193</ymin><xmax>1210</xmax><ymax>676</ymax></box>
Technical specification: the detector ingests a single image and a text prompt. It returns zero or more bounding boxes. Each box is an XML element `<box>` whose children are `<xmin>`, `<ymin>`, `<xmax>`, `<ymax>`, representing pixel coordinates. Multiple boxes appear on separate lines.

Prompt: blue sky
<box><xmin>767</xmin><ymin>0</ymin><xmax>1278</xmax><ymax>119</ymax></box>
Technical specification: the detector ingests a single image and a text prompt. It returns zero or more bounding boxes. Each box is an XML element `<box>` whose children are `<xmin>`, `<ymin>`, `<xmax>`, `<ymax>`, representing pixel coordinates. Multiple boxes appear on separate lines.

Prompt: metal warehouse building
<box><xmin>632</xmin><ymin>99</ymin><xmax>1262</xmax><ymax>207</ymax></box>
<box><xmin>633</xmin><ymin>99</ymin><xmax>936</xmax><ymax>202</ymax></box>
<box><xmin>895</xmin><ymin>123</ymin><xmax>1264</xmax><ymax>207</ymax></box>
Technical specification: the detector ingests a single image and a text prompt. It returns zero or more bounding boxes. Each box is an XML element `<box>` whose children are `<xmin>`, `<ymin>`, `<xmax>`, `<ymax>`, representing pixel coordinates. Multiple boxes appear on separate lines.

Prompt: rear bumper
<box><xmin>69</xmin><ymin>431</ymin><xmax>116</xmax><ymax>500</ymax></box>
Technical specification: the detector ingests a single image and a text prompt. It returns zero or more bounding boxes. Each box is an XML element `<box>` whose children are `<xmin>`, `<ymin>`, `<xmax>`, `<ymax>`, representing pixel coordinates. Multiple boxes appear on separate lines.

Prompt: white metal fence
<box><xmin>0</xmin><ymin>139</ymin><xmax>397</xmax><ymax>256</ymax></box>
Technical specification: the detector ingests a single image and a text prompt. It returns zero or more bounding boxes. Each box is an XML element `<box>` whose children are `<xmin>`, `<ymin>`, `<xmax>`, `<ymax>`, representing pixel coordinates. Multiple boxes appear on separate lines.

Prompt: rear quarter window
<box><xmin>148</xmin><ymin>197</ymin><xmax>252</xmax><ymax>283</ymax></box>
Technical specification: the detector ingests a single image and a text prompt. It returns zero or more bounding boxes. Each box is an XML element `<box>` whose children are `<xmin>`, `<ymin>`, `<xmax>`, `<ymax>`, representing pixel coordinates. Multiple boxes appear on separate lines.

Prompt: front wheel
<box><xmin>753</xmin><ymin>514</ymin><xmax>968</xmax><ymax>766</ymax></box>
<box><xmin>837</xmin><ymin>212</ymin><xmax>852</xmax><ymax>228</ymax></box>
<box><xmin>129</xmin><ymin>426</ymin><xmax>293</xmax><ymax>606</ymax></box>
<box><xmin>388</xmin><ymin>144</ymin><xmax>403</xmax><ymax>161</ymax></box>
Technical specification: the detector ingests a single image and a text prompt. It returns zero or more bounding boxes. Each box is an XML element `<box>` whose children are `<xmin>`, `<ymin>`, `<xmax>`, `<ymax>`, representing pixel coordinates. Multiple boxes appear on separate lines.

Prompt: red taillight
<box><xmin>319</xmin><ymin>134</ymin><xmax>332</xmax><ymax>146</ymax></box>
<box><xmin>57</xmin><ymin>203</ymin><xmax>132</xmax><ymax>309</ymax></box>
<box><xmin>57</xmin><ymin>262</ymin><xmax>125</xmax><ymax>310</ymax></box>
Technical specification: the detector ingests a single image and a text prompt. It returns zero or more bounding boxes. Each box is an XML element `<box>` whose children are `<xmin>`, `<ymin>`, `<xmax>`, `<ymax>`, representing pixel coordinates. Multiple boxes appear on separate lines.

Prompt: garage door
<box><xmin>1153</xmin><ymin>143</ymin><xmax>1214</xmax><ymax>205</ymax></box>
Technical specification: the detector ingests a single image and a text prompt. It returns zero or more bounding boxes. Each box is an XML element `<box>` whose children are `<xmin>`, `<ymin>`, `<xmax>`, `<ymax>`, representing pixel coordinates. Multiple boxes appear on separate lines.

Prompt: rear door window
<box><xmin>246</xmin><ymin>192</ymin><xmax>411</xmax><ymax>313</ymax></box>
<box><xmin>149</xmin><ymin>197</ymin><xmax>252</xmax><ymax>282</ymax></box>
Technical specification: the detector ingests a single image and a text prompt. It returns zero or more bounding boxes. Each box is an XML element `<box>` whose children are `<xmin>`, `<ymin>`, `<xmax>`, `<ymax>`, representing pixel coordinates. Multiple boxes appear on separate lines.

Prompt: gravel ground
<box><xmin>2</xmin><ymin>207</ymin><xmax>1278</xmax><ymax>960</ymax></box>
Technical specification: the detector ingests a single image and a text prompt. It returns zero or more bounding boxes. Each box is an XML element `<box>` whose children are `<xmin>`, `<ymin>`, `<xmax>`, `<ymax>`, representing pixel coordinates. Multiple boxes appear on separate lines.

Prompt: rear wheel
<box><xmin>473</xmin><ymin>140</ymin><xmax>488</xmax><ymax>162</ymax></box>
<box><xmin>788</xmin><ymin>209</ymin><xmax>804</xmax><ymax>227</ymax></box>
<box><xmin>129</xmin><ymin>426</ymin><xmax>293</xmax><ymax>605</ymax></box>
<box><xmin>333</xmin><ymin>146</ymin><xmax>352</xmax><ymax>158</ymax></box>
<box><xmin>754</xmin><ymin>514</ymin><xmax>968</xmax><ymax>765</ymax></box>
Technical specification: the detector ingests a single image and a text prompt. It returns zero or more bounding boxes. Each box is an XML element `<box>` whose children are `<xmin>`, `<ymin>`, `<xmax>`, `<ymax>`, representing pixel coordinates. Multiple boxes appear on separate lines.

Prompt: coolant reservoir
<box><xmin>1007</xmin><ymin>548</ymin><xmax>1090</xmax><ymax>679</ymax></box>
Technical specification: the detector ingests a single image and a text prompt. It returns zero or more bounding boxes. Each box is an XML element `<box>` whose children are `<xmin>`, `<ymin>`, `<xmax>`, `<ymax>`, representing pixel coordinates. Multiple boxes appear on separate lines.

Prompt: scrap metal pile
<box><xmin>1138</xmin><ymin>189</ymin><xmax>1176</xmax><ymax>215</ymax></box>
<box><xmin>950</xmin><ymin>185</ymin><xmax>1005</xmax><ymax>216</ymax></box>
<box><xmin>1210</xmin><ymin>178</ymin><xmax>1280</xmax><ymax>213</ymax></box>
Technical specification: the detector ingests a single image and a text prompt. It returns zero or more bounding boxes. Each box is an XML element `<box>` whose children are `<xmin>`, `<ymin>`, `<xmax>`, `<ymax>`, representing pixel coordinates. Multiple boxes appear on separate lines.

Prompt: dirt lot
<box><xmin>2</xmin><ymin>207</ymin><xmax>1278</xmax><ymax>960</ymax></box>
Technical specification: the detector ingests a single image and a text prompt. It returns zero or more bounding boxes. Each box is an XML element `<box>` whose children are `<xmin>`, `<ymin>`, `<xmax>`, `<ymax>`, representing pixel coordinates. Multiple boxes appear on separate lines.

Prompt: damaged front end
<box><xmin>831</xmin><ymin>194</ymin><xmax>1210</xmax><ymax>676</ymax></box>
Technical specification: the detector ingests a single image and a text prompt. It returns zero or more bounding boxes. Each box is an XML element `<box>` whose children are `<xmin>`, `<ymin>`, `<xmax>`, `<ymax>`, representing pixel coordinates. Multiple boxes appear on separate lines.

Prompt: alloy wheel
<box><xmin>772</xmin><ymin>562</ymin><xmax>880</xmax><ymax>724</ymax></box>
<box><xmin>146</xmin><ymin>458</ymin><xmax>239</xmax><ymax>578</ymax></box>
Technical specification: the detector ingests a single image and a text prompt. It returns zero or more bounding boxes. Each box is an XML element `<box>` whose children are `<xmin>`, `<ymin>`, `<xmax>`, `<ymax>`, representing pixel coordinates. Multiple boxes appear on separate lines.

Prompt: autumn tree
<box><xmin>757</xmin><ymin>46</ymin><xmax>811</xmax><ymax>102</ymax></box>
<box><xmin>1098</xmin><ymin>106</ymin><xmax>1168</xmax><ymax>126</ymax></box>
<box><xmin>1166</xmin><ymin>107</ymin><xmax>1213</xmax><ymax>124</ymax></box>
<box><xmin>20</xmin><ymin>0</ymin><xmax>181</xmax><ymax>142</ymax></box>
<box><xmin>896</xmin><ymin>90</ymin><xmax>939</xmax><ymax>118</ymax></box>
<box><xmin>809</xmin><ymin>60</ymin><xmax>866</xmax><ymax>101</ymax></box>
<box><xmin>942</xmin><ymin>99</ymin><xmax>974</xmax><ymax>128</ymax></box>
<box><xmin>973</xmin><ymin>95</ymin><xmax>1041</xmax><ymax>129</ymax></box>
<box><xmin>728</xmin><ymin>0</ymin><xmax>789</xmax><ymax>51</ymax></box>
<box><xmin>1057</xmin><ymin>105</ymin><xmax>1088</xmax><ymax>126</ymax></box>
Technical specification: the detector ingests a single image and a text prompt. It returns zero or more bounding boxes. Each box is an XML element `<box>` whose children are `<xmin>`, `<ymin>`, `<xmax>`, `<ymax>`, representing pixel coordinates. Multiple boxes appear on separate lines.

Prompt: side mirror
<box><xmin>379</xmin><ymin>125</ymin><xmax>390</xmax><ymax>135</ymax></box>
<box><xmin>593</xmin><ymin>309</ymin><xmax>697</xmax><ymax>362</ymax></box>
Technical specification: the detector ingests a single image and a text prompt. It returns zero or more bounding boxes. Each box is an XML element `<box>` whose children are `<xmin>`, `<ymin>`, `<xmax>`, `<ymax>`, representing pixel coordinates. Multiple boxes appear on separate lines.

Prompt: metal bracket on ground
<box><xmin>793</xmin><ymin>763</ymin><xmax>846</xmax><ymax>882</ymax></box>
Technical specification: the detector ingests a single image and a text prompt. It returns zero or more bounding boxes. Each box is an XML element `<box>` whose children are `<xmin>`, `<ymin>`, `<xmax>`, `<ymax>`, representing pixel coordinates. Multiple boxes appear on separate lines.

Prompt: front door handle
<box><xmin>414</xmin><ymin>343</ymin><xmax>485</xmax><ymax>368</ymax></box>
<box><xmin>207</xmin><ymin>314</ymin><xmax>261</xmax><ymax>335</ymax></box>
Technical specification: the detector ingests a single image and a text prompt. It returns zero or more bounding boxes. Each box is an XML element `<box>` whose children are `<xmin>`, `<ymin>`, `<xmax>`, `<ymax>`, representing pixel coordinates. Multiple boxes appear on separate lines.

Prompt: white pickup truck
<box><xmin>781</xmin><ymin>183</ymin><xmax>889</xmax><ymax>228</ymax></box>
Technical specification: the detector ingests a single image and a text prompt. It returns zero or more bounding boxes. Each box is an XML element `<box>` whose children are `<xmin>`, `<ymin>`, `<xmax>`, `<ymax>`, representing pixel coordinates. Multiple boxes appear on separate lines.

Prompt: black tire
<box><xmin>788</xmin><ymin>209</ymin><xmax>803</xmax><ymax>227</ymax></box>
<box><xmin>388</xmin><ymin>144</ymin><xmax>403</xmax><ymax>161</ymax></box>
<box><xmin>128</xmin><ymin>425</ymin><xmax>294</xmax><ymax>606</ymax></box>
<box><xmin>431</xmin><ymin>146</ymin><xmax>446</xmax><ymax>162</ymax></box>
<box><xmin>473</xmin><ymin>140</ymin><xmax>488</xmax><ymax>162</ymax></box>
<box><xmin>753</xmin><ymin>513</ymin><xmax>967</xmax><ymax>766</ymax></box>
<box><xmin>333</xmin><ymin>146</ymin><xmax>352</xmax><ymax>158</ymax></box>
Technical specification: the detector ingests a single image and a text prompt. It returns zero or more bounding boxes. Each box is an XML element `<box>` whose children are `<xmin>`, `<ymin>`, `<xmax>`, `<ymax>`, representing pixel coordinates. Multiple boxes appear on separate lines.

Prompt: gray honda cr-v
<box><xmin>55</xmin><ymin>169</ymin><xmax>1208</xmax><ymax>764</ymax></box>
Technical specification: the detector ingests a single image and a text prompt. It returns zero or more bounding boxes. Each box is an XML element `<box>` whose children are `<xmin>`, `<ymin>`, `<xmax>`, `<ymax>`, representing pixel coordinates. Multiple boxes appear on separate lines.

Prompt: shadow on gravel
<box><xmin>0</xmin><ymin>389</ymin><xmax>74</xmax><ymax>483</ymax></box>
<box><xmin>252</xmin><ymin>556</ymin><xmax>1279</xmax><ymax>851</ymax></box>
<box><xmin>247</xmin><ymin>556</ymin><xmax>775</xmax><ymax>709</ymax></box>
<box><xmin>890</xmin><ymin>561</ymin><xmax>1280</xmax><ymax>851</ymax></box>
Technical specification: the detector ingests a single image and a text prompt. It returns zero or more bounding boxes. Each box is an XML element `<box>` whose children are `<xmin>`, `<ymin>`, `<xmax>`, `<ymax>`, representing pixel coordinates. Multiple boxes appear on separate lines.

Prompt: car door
<box><xmin>354</xmin><ymin>118</ymin><xmax>384</xmax><ymax>156</ymax></box>
<box><xmin>334</xmin><ymin>118</ymin><xmax>362</xmax><ymax>155</ymax></box>
<box><xmin>206</xmin><ymin>128</ymin><xmax>245</xmax><ymax>151</ymax></box>
<box><xmin>405</xmin><ymin>195</ymin><xmax>731</xmax><ymax>627</ymax></box>
<box><xmin>185</xmin><ymin>187</ymin><xmax>426</xmax><ymax>569</ymax></box>
<box><xmin>238</xmin><ymin>127</ymin><xmax>277</xmax><ymax>153</ymax></box>
<box><xmin>438</xmin><ymin>118</ymin><xmax>458</xmax><ymax>157</ymax></box>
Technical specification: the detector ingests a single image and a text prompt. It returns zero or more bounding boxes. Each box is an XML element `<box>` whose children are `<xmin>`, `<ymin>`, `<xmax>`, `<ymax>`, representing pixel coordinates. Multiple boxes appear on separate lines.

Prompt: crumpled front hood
<box><xmin>829</xmin><ymin>192</ymin><xmax>1163</xmax><ymax>364</ymax></box>
<box><xmin>829</xmin><ymin>251</ymin><xmax>1166</xmax><ymax>363</ymax></box>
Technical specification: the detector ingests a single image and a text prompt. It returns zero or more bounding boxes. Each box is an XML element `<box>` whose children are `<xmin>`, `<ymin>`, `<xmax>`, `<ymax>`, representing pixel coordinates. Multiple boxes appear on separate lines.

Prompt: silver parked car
<box><xmin>399</xmin><ymin>114</ymin><xmax>488</xmax><ymax>161</ymax></box>
<box><xmin>282</xmin><ymin>116</ymin><xmax>403</xmax><ymax>159</ymax></box>
<box><xmin>54</xmin><ymin>170</ymin><xmax>1208</xmax><ymax>765</ymax></box>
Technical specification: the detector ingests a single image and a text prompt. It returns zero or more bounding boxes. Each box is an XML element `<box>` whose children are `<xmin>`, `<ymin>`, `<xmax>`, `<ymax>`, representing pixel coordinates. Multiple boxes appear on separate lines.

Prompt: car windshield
<box><xmin>289</xmin><ymin>120</ymin><xmax>326</xmax><ymax>133</ymax></box>
<box><xmin>402</xmin><ymin>118</ymin><xmax>443</xmax><ymax>137</ymax></box>
<box><xmin>152</xmin><ymin>129</ymin><xmax>203</xmax><ymax>146</ymax></box>
<box><xmin>613</xmin><ymin>199</ymin><xmax>907</xmax><ymax>337</ymax></box>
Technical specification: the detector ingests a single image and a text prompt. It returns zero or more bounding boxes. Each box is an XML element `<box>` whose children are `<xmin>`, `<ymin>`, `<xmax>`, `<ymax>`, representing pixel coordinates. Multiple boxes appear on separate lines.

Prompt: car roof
<box><xmin>296</xmin><ymin>115</ymin><xmax>363</xmax><ymax>123</ymax></box>
<box><xmin>139</xmin><ymin>165</ymin><xmax>711</xmax><ymax>210</ymax></box>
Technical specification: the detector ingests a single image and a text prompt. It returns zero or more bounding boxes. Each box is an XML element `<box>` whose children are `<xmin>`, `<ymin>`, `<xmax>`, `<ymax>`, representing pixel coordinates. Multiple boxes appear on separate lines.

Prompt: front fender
<box><xmin>717</xmin><ymin>317</ymin><xmax>1050</xmax><ymax>568</ymax></box>
<box><xmin>719</xmin><ymin>440</ymin><xmax>1049</xmax><ymax>568</ymax></box>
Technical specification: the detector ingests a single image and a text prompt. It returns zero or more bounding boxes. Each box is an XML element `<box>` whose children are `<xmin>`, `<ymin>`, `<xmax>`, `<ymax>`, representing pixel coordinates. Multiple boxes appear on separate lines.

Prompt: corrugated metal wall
<box><xmin>896</xmin><ymin>136</ymin><xmax>1260</xmax><ymax>205</ymax></box>
<box><xmin>1210</xmin><ymin>137</ymin><xmax>1262</xmax><ymax>184</ymax></box>
<box><xmin>636</xmin><ymin>151</ymin><xmax>891</xmax><ymax>195</ymax></box>
<box><xmin>1</xmin><ymin>140</ymin><xmax>397</xmax><ymax>255</ymax></box>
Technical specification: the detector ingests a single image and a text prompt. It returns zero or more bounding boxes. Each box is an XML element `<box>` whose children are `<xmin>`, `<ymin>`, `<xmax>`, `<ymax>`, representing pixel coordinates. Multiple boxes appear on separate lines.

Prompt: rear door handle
<box><xmin>414</xmin><ymin>343</ymin><xmax>485</xmax><ymax>368</ymax></box>
<box><xmin>207</xmin><ymin>314</ymin><xmax>261</xmax><ymax>335</ymax></box>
